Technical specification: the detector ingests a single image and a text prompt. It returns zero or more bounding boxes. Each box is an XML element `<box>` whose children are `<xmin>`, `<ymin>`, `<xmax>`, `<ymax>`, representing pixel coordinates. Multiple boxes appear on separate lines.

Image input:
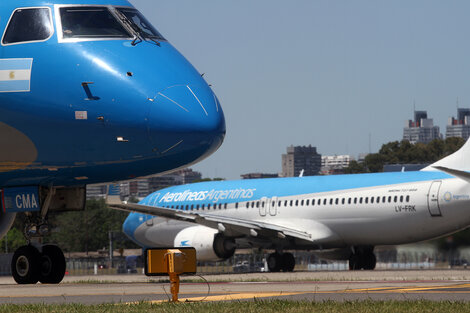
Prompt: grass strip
<box><xmin>0</xmin><ymin>300</ymin><xmax>469</xmax><ymax>313</ymax></box>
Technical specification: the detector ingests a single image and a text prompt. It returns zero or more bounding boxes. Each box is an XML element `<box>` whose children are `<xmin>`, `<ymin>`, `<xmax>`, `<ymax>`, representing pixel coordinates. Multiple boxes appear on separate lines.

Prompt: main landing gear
<box><xmin>349</xmin><ymin>246</ymin><xmax>376</xmax><ymax>270</ymax></box>
<box><xmin>11</xmin><ymin>188</ymin><xmax>67</xmax><ymax>284</ymax></box>
<box><xmin>267</xmin><ymin>252</ymin><xmax>295</xmax><ymax>272</ymax></box>
<box><xmin>11</xmin><ymin>244</ymin><xmax>66</xmax><ymax>284</ymax></box>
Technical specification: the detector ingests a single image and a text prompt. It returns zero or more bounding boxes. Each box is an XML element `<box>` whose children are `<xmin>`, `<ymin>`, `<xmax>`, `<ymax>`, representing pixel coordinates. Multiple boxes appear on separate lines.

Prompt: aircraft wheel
<box><xmin>267</xmin><ymin>253</ymin><xmax>283</xmax><ymax>272</ymax></box>
<box><xmin>348</xmin><ymin>253</ymin><xmax>362</xmax><ymax>270</ymax></box>
<box><xmin>363</xmin><ymin>252</ymin><xmax>376</xmax><ymax>270</ymax></box>
<box><xmin>11</xmin><ymin>245</ymin><xmax>40</xmax><ymax>284</ymax></box>
<box><xmin>281</xmin><ymin>253</ymin><xmax>295</xmax><ymax>272</ymax></box>
<box><xmin>39</xmin><ymin>245</ymin><xmax>66</xmax><ymax>284</ymax></box>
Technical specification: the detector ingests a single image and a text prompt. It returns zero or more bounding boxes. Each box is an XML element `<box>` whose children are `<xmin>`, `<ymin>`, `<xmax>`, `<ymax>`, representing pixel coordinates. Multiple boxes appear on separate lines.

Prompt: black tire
<box><xmin>349</xmin><ymin>253</ymin><xmax>362</xmax><ymax>270</ymax></box>
<box><xmin>267</xmin><ymin>253</ymin><xmax>283</xmax><ymax>272</ymax></box>
<box><xmin>11</xmin><ymin>245</ymin><xmax>40</xmax><ymax>284</ymax></box>
<box><xmin>281</xmin><ymin>253</ymin><xmax>295</xmax><ymax>272</ymax></box>
<box><xmin>363</xmin><ymin>252</ymin><xmax>377</xmax><ymax>270</ymax></box>
<box><xmin>39</xmin><ymin>245</ymin><xmax>66</xmax><ymax>284</ymax></box>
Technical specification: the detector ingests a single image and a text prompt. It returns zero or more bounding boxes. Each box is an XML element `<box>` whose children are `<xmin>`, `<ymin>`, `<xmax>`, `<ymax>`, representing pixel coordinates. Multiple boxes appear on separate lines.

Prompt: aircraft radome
<box><xmin>0</xmin><ymin>0</ymin><xmax>225</xmax><ymax>284</ymax></box>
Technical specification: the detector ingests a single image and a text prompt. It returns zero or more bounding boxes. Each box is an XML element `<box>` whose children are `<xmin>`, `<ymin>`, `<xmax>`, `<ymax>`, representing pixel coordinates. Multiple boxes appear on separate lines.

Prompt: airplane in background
<box><xmin>0</xmin><ymin>0</ymin><xmax>225</xmax><ymax>284</ymax></box>
<box><xmin>119</xmin><ymin>137</ymin><xmax>470</xmax><ymax>272</ymax></box>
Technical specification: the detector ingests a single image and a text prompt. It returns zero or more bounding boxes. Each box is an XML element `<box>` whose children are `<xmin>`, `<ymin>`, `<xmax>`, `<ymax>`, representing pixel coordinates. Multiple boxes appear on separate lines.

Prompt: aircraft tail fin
<box><xmin>422</xmin><ymin>138</ymin><xmax>470</xmax><ymax>172</ymax></box>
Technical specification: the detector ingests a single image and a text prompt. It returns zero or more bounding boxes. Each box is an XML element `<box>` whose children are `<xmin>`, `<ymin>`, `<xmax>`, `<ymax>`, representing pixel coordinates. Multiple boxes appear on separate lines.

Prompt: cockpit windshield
<box><xmin>60</xmin><ymin>6</ymin><xmax>132</xmax><ymax>39</ymax></box>
<box><xmin>117</xmin><ymin>8</ymin><xmax>165</xmax><ymax>41</ymax></box>
<box><xmin>58</xmin><ymin>6</ymin><xmax>165</xmax><ymax>43</ymax></box>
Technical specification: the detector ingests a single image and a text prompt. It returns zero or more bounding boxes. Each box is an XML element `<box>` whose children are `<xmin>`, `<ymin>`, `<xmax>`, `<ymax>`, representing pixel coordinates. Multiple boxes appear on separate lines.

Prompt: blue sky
<box><xmin>131</xmin><ymin>0</ymin><xmax>470</xmax><ymax>179</ymax></box>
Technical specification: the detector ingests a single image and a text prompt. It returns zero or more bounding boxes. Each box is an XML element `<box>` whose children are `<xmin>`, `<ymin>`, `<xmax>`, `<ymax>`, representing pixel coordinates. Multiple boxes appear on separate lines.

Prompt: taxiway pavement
<box><xmin>2</xmin><ymin>270</ymin><xmax>470</xmax><ymax>304</ymax></box>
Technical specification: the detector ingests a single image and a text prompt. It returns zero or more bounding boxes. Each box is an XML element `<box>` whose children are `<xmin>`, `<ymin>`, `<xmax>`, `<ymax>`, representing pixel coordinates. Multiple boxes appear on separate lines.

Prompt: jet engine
<box><xmin>173</xmin><ymin>226</ymin><xmax>235</xmax><ymax>261</ymax></box>
<box><xmin>0</xmin><ymin>211</ymin><xmax>16</xmax><ymax>240</ymax></box>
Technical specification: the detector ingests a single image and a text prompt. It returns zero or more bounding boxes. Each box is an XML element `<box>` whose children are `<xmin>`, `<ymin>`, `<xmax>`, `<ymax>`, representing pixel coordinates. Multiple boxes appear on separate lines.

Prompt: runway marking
<box><xmin>322</xmin><ymin>283</ymin><xmax>470</xmax><ymax>294</ymax></box>
<box><xmin>144</xmin><ymin>292</ymin><xmax>304</xmax><ymax>303</ymax></box>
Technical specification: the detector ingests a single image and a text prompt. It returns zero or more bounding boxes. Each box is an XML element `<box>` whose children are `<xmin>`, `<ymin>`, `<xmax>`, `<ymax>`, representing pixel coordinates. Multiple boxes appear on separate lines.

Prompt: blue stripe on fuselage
<box><xmin>141</xmin><ymin>171</ymin><xmax>452</xmax><ymax>207</ymax></box>
<box><xmin>0</xmin><ymin>80</ymin><xmax>30</xmax><ymax>92</ymax></box>
<box><xmin>0</xmin><ymin>59</ymin><xmax>32</xmax><ymax>71</ymax></box>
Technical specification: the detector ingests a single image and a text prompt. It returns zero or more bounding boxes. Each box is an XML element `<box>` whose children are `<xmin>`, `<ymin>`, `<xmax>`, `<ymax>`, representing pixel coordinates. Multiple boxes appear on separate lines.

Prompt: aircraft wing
<box><xmin>111</xmin><ymin>203</ymin><xmax>324</xmax><ymax>242</ymax></box>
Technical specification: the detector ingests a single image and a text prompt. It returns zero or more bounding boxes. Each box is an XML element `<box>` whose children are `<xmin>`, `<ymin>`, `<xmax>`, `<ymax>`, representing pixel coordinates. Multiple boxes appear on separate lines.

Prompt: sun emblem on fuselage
<box><xmin>443</xmin><ymin>192</ymin><xmax>452</xmax><ymax>202</ymax></box>
<box><xmin>9</xmin><ymin>71</ymin><xmax>15</xmax><ymax>79</ymax></box>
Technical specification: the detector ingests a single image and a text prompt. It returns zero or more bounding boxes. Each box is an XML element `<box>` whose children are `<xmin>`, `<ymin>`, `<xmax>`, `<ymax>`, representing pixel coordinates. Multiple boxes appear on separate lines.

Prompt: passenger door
<box><xmin>269</xmin><ymin>196</ymin><xmax>278</xmax><ymax>216</ymax></box>
<box><xmin>427</xmin><ymin>181</ymin><xmax>442</xmax><ymax>217</ymax></box>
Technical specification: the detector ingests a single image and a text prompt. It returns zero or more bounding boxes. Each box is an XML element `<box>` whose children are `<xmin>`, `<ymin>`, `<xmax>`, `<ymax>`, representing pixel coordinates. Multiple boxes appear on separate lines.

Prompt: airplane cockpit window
<box><xmin>60</xmin><ymin>7</ymin><xmax>131</xmax><ymax>39</ymax></box>
<box><xmin>117</xmin><ymin>8</ymin><xmax>165</xmax><ymax>41</ymax></box>
<box><xmin>3</xmin><ymin>8</ymin><xmax>53</xmax><ymax>45</ymax></box>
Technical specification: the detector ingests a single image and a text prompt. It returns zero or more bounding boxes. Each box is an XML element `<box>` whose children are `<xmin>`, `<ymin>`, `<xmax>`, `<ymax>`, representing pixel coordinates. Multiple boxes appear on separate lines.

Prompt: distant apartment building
<box><xmin>241</xmin><ymin>173</ymin><xmax>279</xmax><ymax>179</ymax></box>
<box><xmin>403</xmin><ymin>110</ymin><xmax>441</xmax><ymax>144</ymax></box>
<box><xmin>87</xmin><ymin>168</ymin><xmax>202</xmax><ymax>200</ymax></box>
<box><xmin>321</xmin><ymin>155</ymin><xmax>353</xmax><ymax>175</ymax></box>
<box><xmin>446</xmin><ymin>108</ymin><xmax>470</xmax><ymax>140</ymax></box>
<box><xmin>281</xmin><ymin>145</ymin><xmax>322</xmax><ymax>177</ymax></box>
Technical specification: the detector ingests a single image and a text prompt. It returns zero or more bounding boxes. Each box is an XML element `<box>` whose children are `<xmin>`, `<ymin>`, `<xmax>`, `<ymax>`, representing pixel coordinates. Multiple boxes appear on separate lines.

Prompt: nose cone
<box><xmin>147</xmin><ymin>82</ymin><xmax>225</xmax><ymax>163</ymax></box>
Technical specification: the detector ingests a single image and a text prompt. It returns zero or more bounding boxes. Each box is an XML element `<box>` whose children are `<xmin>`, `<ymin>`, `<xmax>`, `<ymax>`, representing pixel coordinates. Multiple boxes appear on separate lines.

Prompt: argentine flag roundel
<box><xmin>0</xmin><ymin>58</ymin><xmax>33</xmax><ymax>93</ymax></box>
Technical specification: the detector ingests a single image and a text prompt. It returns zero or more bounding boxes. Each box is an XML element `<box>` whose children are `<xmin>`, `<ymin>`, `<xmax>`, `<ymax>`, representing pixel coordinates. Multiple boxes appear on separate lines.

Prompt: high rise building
<box><xmin>321</xmin><ymin>155</ymin><xmax>353</xmax><ymax>175</ymax></box>
<box><xmin>281</xmin><ymin>145</ymin><xmax>321</xmax><ymax>177</ymax></box>
<box><xmin>403</xmin><ymin>110</ymin><xmax>441</xmax><ymax>144</ymax></box>
<box><xmin>446</xmin><ymin>108</ymin><xmax>470</xmax><ymax>140</ymax></box>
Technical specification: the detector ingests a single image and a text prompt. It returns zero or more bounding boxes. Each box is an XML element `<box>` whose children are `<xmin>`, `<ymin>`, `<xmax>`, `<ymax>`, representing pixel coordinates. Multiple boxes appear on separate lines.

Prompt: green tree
<box><xmin>344</xmin><ymin>138</ymin><xmax>465</xmax><ymax>173</ymax></box>
<box><xmin>47</xmin><ymin>199</ymin><xmax>138</xmax><ymax>253</ymax></box>
<box><xmin>0</xmin><ymin>227</ymin><xmax>26</xmax><ymax>253</ymax></box>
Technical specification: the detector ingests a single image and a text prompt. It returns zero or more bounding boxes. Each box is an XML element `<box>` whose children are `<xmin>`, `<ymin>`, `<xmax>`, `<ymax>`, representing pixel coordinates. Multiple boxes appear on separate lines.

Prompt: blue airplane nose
<box><xmin>147</xmin><ymin>83</ymin><xmax>225</xmax><ymax>161</ymax></box>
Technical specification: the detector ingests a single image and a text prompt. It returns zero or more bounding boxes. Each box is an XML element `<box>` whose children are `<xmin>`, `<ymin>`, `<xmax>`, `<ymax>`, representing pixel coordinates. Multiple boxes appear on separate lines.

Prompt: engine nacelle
<box><xmin>173</xmin><ymin>226</ymin><xmax>235</xmax><ymax>261</ymax></box>
<box><xmin>0</xmin><ymin>211</ymin><xmax>16</xmax><ymax>240</ymax></box>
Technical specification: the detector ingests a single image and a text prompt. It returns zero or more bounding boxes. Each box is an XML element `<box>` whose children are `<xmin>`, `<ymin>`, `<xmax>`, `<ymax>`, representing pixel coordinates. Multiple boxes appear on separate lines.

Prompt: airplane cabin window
<box><xmin>224</xmin><ymin>203</ymin><xmax>227</xmax><ymax>209</ymax></box>
<box><xmin>300</xmin><ymin>200</ymin><xmax>304</xmax><ymax>206</ymax></box>
<box><xmin>406</xmin><ymin>195</ymin><xmax>410</xmax><ymax>202</ymax></box>
<box><xmin>348</xmin><ymin>198</ymin><xmax>351</xmax><ymax>204</ymax></box>
<box><xmin>394</xmin><ymin>196</ymin><xmax>398</xmax><ymax>203</ymax></box>
<box><xmin>312</xmin><ymin>199</ymin><xmax>315</xmax><ymax>206</ymax></box>
<box><xmin>295</xmin><ymin>200</ymin><xmax>299</xmax><ymax>206</ymax></box>
<box><xmin>388</xmin><ymin>196</ymin><xmax>392</xmax><ymax>203</ymax></box>
<box><xmin>365</xmin><ymin>197</ymin><xmax>368</xmax><ymax>204</ymax></box>
<box><xmin>3</xmin><ymin>8</ymin><xmax>53</xmax><ymax>45</ymax></box>
<box><xmin>335</xmin><ymin>198</ymin><xmax>339</xmax><ymax>205</ymax></box>
<box><xmin>400</xmin><ymin>195</ymin><xmax>404</xmax><ymax>202</ymax></box>
<box><xmin>284</xmin><ymin>200</ymin><xmax>288</xmax><ymax>206</ymax></box>
<box><xmin>256</xmin><ymin>201</ymin><xmax>260</xmax><ymax>208</ymax></box>
<box><xmin>60</xmin><ymin>7</ymin><xmax>131</xmax><ymax>39</ymax></box>
<box><xmin>359</xmin><ymin>197</ymin><xmax>363</xmax><ymax>204</ymax></box>
<box><xmin>376</xmin><ymin>196</ymin><xmax>380</xmax><ymax>203</ymax></box>
<box><xmin>342</xmin><ymin>198</ymin><xmax>345</xmax><ymax>205</ymax></box>
<box><xmin>290</xmin><ymin>200</ymin><xmax>293</xmax><ymax>206</ymax></box>
<box><xmin>235</xmin><ymin>203</ymin><xmax>238</xmax><ymax>209</ymax></box>
<box><xmin>370</xmin><ymin>197</ymin><xmax>374</xmax><ymax>204</ymax></box>
<box><xmin>323</xmin><ymin>199</ymin><xmax>327</xmax><ymax>205</ymax></box>
<box><xmin>354</xmin><ymin>198</ymin><xmax>357</xmax><ymax>204</ymax></box>
<box><xmin>306</xmin><ymin>199</ymin><xmax>309</xmax><ymax>206</ymax></box>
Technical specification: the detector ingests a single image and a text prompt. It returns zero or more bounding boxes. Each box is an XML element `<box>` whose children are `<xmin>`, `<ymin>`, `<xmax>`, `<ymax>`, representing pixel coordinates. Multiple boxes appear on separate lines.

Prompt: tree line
<box><xmin>344</xmin><ymin>137</ymin><xmax>465</xmax><ymax>173</ymax></box>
